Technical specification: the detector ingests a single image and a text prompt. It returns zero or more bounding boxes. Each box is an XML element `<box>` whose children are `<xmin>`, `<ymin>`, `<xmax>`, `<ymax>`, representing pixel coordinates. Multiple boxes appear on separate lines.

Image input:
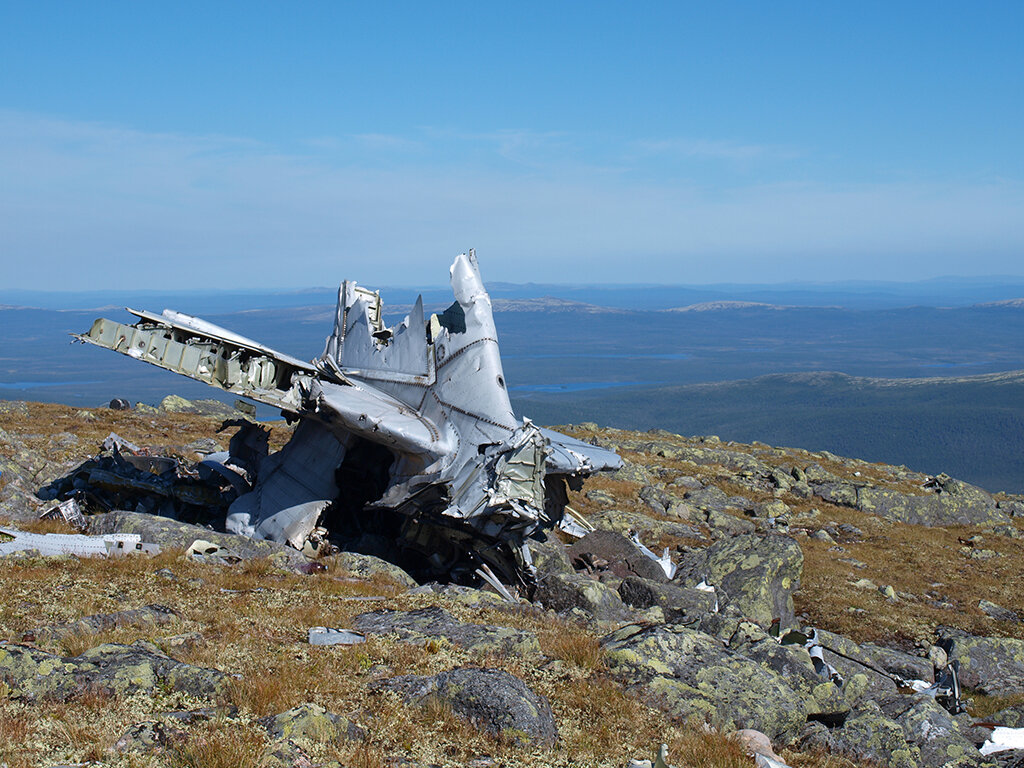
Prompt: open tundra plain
<box><xmin>1</xmin><ymin>399</ymin><xmax>1023</xmax><ymax>767</ymax></box>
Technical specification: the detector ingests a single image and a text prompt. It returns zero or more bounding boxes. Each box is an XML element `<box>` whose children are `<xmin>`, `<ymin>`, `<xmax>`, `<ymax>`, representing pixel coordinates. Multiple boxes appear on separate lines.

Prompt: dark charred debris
<box><xmin>45</xmin><ymin>252</ymin><xmax>625</xmax><ymax>597</ymax></box>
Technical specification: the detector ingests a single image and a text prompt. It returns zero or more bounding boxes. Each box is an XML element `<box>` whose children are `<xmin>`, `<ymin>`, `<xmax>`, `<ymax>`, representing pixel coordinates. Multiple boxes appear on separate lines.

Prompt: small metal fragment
<box><xmin>308</xmin><ymin>627</ymin><xmax>366</xmax><ymax>646</ymax></box>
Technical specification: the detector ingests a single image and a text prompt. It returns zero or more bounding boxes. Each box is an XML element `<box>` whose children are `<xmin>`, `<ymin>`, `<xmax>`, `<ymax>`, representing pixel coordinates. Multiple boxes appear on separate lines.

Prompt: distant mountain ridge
<box><xmin>664</xmin><ymin>300</ymin><xmax>794</xmax><ymax>312</ymax></box>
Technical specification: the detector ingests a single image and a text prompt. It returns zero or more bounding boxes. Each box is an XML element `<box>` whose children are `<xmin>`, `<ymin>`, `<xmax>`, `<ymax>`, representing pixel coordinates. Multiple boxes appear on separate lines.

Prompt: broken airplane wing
<box><xmin>75</xmin><ymin>251</ymin><xmax>622</xmax><ymax>593</ymax></box>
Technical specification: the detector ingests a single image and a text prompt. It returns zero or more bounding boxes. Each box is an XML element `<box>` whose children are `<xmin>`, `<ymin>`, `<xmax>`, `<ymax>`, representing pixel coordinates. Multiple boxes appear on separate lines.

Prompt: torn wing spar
<box><xmin>74</xmin><ymin>252</ymin><xmax>621</xmax><ymax>592</ymax></box>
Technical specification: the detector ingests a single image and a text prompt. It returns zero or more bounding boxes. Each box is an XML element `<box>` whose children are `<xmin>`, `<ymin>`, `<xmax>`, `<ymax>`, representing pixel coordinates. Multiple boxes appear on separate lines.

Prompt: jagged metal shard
<box><xmin>75</xmin><ymin>252</ymin><xmax>622</xmax><ymax>593</ymax></box>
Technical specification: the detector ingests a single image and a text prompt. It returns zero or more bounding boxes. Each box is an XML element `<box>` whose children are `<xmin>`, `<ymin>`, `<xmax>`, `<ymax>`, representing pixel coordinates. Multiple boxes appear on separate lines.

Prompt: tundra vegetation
<box><xmin>1</xmin><ymin>400</ymin><xmax>1023</xmax><ymax>767</ymax></box>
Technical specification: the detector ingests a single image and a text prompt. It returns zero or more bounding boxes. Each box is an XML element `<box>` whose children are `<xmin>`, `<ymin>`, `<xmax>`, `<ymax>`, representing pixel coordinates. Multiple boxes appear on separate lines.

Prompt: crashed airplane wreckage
<box><xmin>71</xmin><ymin>251</ymin><xmax>622</xmax><ymax>595</ymax></box>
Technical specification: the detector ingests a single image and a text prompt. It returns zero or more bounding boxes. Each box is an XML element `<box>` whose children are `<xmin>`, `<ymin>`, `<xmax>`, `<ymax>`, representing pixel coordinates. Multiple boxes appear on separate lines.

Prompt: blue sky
<box><xmin>2</xmin><ymin>2</ymin><xmax>1022</xmax><ymax>289</ymax></box>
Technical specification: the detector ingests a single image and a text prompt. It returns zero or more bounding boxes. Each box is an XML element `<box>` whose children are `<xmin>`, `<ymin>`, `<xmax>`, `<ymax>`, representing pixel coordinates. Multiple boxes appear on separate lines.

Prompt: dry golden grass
<box><xmin>538</xmin><ymin>625</ymin><xmax>607</xmax><ymax>672</ymax></box>
<box><xmin>0</xmin><ymin>544</ymin><xmax>867</xmax><ymax>767</ymax></box>
<box><xmin>166</xmin><ymin>719</ymin><xmax>267</xmax><ymax>768</ymax></box>
<box><xmin>966</xmin><ymin>692</ymin><xmax>1024</xmax><ymax>719</ymax></box>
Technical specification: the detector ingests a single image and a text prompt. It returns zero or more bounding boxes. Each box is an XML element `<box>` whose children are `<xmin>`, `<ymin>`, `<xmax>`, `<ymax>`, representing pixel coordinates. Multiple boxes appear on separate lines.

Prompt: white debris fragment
<box><xmin>628</xmin><ymin>531</ymin><xmax>677</xmax><ymax>579</ymax></box>
<box><xmin>101</xmin><ymin>432</ymin><xmax>140</xmax><ymax>454</ymax></box>
<box><xmin>980</xmin><ymin>726</ymin><xmax>1024</xmax><ymax>755</ymax></box>
<box><xmin>695</xmin><ymin>579</ymin><xmax>719</xmax><ymax>612</ymax></box>
<box><xmin>308</xmin><ymin>627</ymin><xmax>366</xmax><ymax>646</ymax></box>
<box><xmin>627</xmin><ymin>743</ymin><xmax>675</xmax><ymax>768</ymax></box>
<box><xmin>185</xmin><ymin>539</ymin><xmax>241</xmax><ymax>564</ymax></box>
<box><xmin>0</xmin><ymin>527</ymin><xmax>159</xmax><ymax>557</ymax></box>
<box><xmin>39</xmin><ymin>498</ymin><xmax>88</xmax><ymax>531</ymax></box>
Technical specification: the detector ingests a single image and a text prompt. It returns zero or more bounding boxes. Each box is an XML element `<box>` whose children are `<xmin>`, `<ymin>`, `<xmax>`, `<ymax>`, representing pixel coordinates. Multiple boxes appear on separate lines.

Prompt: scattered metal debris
<box><xmin>628</xmin><ymin>531</ymin><xmax>677</xmax><ymax>579</ymax></box>
<box><xmin>308</xmin><ymin>627</ymin><xmax>366</xmax><ymax>646</ymax></box>
<box><xmin>40</xmin><ymin>498</ymin><xmax>88</xmax><ymax>531</ymax></box>
<box><xmin>186</xmin><ymin>539</ymin><xmax>242</xmax><ymax>565</ymax></box>
<box><xmin>0</xmin><ymin>527</ymin><xmax>159</xmax><ymax>557</ymax></box>
<box><xmin>70</xmin><ymin>252</ymin><xmax>622</xmax><ymax>596</ymax></box>
<box><xmin>627</xmin><ymin>743</ymin><xmax>675</xmax><ymax>768</ymax></box>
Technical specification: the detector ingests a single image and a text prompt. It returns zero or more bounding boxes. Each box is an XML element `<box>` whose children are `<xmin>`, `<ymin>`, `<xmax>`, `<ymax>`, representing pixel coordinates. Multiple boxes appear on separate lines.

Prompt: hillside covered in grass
<box><xmin>1</xmin><ymin>399</ymin><xmax>1024</xmax><ymax>768</ymax></box>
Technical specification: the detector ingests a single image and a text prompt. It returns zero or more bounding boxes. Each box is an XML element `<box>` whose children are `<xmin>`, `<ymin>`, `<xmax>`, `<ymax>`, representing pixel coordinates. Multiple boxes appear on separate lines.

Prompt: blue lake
<box><xmin>510</xmin><ymin>381</ymin><xmax>656</xmax><ymax>394</ymax></box>
<box><xmin>504</xmin><ymin>352</ymin><xmax>691</xmax><ymax>360</ymax></box>
<box><xmin>0</xmin><ymin>381</ymin><xmax>102</xmax><ymax>389</ymax></box>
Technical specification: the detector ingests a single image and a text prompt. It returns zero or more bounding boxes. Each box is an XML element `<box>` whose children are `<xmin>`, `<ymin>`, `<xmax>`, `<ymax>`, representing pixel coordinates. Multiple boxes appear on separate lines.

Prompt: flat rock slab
<box><xmin>603</xmin><ymin>623</ymin><xmax>806</xmax><ymax>743</ymax></box>
<box><xmin>376</xmin><ymin>667</ymin><xmax>557</xmax><ymax>747</ymax></box>
<box><xmin>812</xmin><ymin>475</ymin><xmax>1008</xmax><ymax>527</ymax></box>
<box><xmin>352</xmin><ymin>607</ymin><xmax>539</xmax><ymax>656</ymax></box>
<box><xmin>0</xmin><ymin>640</ymin><xmax>227</xmax><ymax>700</ymax></box>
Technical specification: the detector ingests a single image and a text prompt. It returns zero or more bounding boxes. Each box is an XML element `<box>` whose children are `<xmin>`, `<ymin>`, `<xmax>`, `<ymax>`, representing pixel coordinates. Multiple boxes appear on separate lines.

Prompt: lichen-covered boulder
<box><xmin>352</xmin><ymin>607</ymin><xmax>539</xmax><ymax>655</ymax></box>
<box><xmin>376</xmin><ymin>668</ymin><xmax>557</xmax><ymax>747</ymax></box>
<box><xmin>937</xmin><ymin>628</ymin><xmax>1024</xmax><ymax>695</ymax></box>
<box><xmin>811</xmin><ymin>474</ymin><xmax>1008</xmax><ymax>527</ymax></box>
<box><xmin>882</xmin><ymin>696</ymin><xmax>981</xmax><ymax>767</ymax></box>
<box><xmin>799</xmin><ymin>702</ymin><xmax>916</xmax><ymax>768</ymax></box>
<box><xmin>680</xmin><ymin>534</ymin><xmax>802</xmax><ymax>627</ymax></box>
<box><xmin>0</xmin><ymin>640</ymin><xmax>227</xmax><ymax>700</ymax></box>
<box><xmin>534</xmin><ymin>572</ymin><xmax>631</xmax><ymax>622</ymax></box>
<box><xmin>328</xmin><ymin>551</ymin><xmax>417</xmax><ymax>588</ymax></box>
<box><xmin>602</xmin><ymin>623</ymin><xmax>806</xmax><ymax>743</ymax></box>
<box><xmin>729</xmin><ymin>637</ymin><xmax>847</xmax><ymax>718</ymax></box>
<box><xmin>527</xmin><ymin>534</ymin><xmax>575</xmax><ymax>579</ymax></box>
<box><xmin>984</xmin><ymin>703</ymin><xmax>1024</xmax><ymax>728</ymax></box>
<box><xmin>261</xmin><ymin>703</ymin><xmax>364</xmax><ymax>743</ymax></box>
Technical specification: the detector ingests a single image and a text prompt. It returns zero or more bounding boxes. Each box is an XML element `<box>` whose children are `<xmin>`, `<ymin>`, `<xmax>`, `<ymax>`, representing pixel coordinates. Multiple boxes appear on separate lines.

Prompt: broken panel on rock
<box><xmin>71</xmin><ymin>251</ymin><xmax>622</xmax><ymax>595</ymax></box>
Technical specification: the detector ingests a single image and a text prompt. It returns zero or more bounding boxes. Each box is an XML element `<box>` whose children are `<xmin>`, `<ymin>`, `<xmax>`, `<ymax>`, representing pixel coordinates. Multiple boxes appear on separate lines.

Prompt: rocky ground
<box><xmin>1</xmin><ymin>398</ymin><xmax>1024</xmax><ymax>768</ymax></box>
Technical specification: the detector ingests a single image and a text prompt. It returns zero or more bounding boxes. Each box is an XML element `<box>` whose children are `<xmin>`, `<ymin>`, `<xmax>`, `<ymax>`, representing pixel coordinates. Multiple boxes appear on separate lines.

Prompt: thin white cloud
<box><xmin>0</xmin><ymin>111</ymin><xmax>1021</xmax><ymax>290</ymax></box>
<box><xmin>631</xmin><ymin>137</ymin><xmax>801</xmax><ymax>161</ymax></box>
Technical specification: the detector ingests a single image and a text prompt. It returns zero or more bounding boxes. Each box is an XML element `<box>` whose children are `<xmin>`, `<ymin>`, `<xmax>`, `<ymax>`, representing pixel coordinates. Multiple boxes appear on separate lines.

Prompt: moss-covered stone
<box><xmin>0</xmin><ymin>640</ymin><xmax>227</xmax><ymax>700</ymax></box>
<box><xmin>883</xmin><ymin>696</ymin><xmax>979</xmax><ymax>768</ymax></box>
<box><xmin>729</xmin><ymin>637</ymin><xmax>847</xmax><ymax>718</ymax></box>
<box><xmin>800</xmin><ymin>701</ymin><xmax>916</xmax><ymax>768</ymax></box>
<box><xmin>680</xmin><ymin>533</ymin><xmax>802</xmax><ymax>627</ymax></box>
<box><xmin>602</xmin><ymin>623</ymin><xmax>806</xmax><ymax>743</ymax></box>
<box><xmin>327</xmin><ymin>551</ymin><xmax>417</xmax><ymax>588</ymax></box>
<box><xmin>261</xmin><ymin>703</ymin><xmax>364</xmax><ymax>743</ymax></box>
<box><xmin>617</xmin><ymin>576</ymin><xmax>717</xmax><ymax>623</ymax></box>
<box><xmin>534</xmin><ymin>572</ymin><xmax>631</xmax><ymax>622</ymax></box>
